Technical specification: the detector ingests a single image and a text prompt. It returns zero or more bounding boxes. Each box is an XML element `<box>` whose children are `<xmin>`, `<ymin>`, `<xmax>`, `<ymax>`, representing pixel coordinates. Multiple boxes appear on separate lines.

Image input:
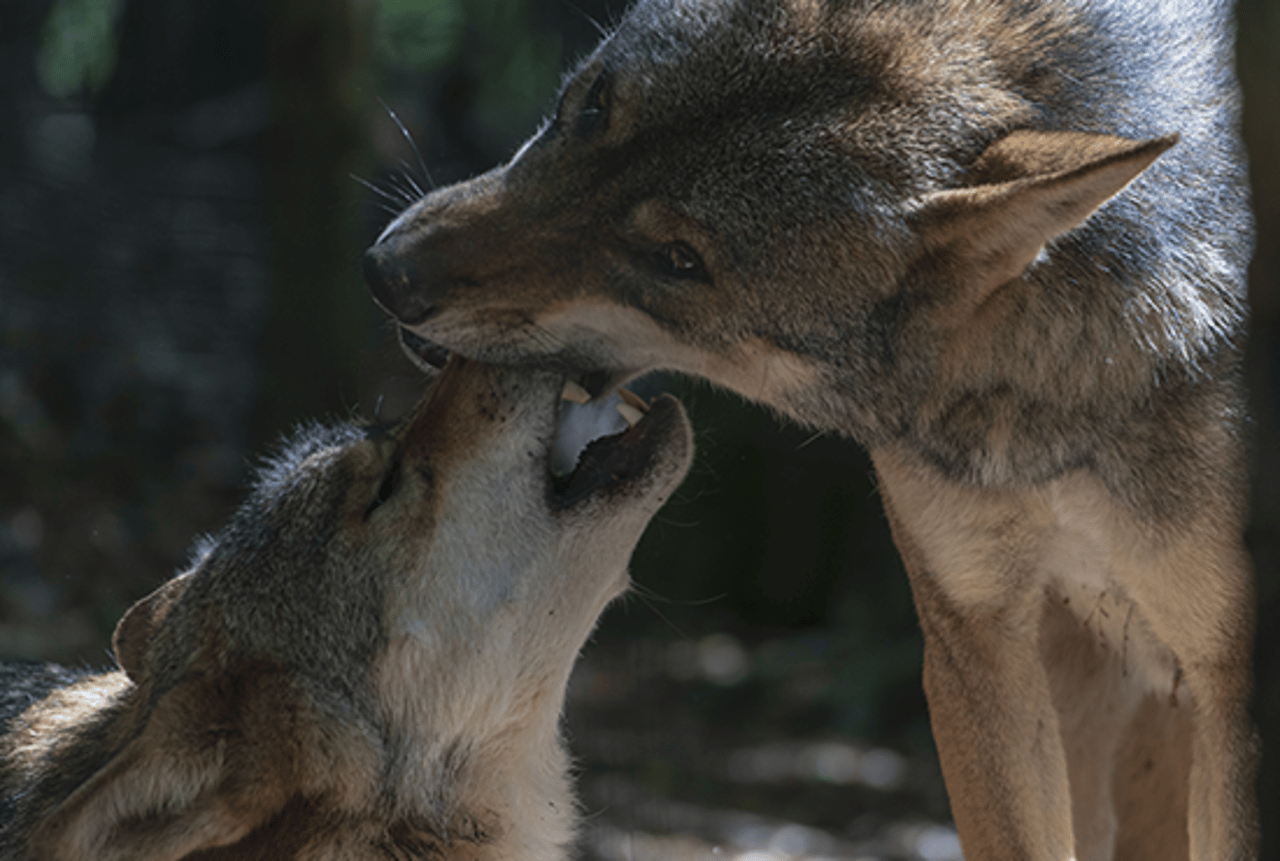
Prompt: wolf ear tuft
<box><xmin>30</xmin><ymin>668</ymin><xmax>313</xmax><ymax>860</ymax></box>
<box><xmin>29</xmin><ymin>703</ymin><xmax>270</xmax><ymax>861</ymax></box>
<box><xmin>964</xmin><ymin>129</ymin><xmax>1178</xmax><ymax>188</ymax></box>
<box><xmin>915</xmin><ymin>130</ymin><xmax>1178</xmax><ymax>299</ymax></box>
<box><xmin>112</xmin><ymin>572</ymin><xmax>193</xmax><ymax>682</ymax></box>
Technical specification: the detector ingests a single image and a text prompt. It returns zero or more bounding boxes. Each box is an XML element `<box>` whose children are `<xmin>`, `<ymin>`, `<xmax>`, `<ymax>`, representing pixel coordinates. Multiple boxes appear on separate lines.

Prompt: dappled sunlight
<box><xmin>666</xmin><ymin>633</ymin><xmax>752</xmax><ymax>687</ymax></box>
<box><xmin>567</xmin><ymin>632</ymin><xmax>956</xmax><ymax>861</ymax></box>
<box><xmin>580</xmin><ymin>791</ymin><xmax>963</xmax><ymax>861</ymax></box>
<box><xmin>727</xmin><ymin>741</ymin><xmax>908</xmax><ymax>791</ymax></box>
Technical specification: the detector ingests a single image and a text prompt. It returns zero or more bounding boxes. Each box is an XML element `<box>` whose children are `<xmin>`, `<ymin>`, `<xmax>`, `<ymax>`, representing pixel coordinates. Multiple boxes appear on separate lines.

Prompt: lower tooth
<box><xmin>617</xmin><ymin>386</ymin><xmax>649</xmax><ymax>413</ymax></box>
<box><xmin>616</xmin><ymin>403</ymin><xmax>644</xmax><ymax>428</ymax></box>
<box><xmin>561</xmin><ymin>379</ymin><xmax>592</xmax><ymax>404</ymax></box>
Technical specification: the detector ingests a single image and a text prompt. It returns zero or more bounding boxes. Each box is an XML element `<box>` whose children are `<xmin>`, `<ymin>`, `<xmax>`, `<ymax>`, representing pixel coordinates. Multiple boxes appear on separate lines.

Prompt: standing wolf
<box><xmin>0</xmin><ymin>358</ymin><xmax>693</xmax><ymax>859</ymax></box>
<box><xmin>362</xmin><ymin>0</ymin><xmax>1258</xmax><ymax>858</ymax></box>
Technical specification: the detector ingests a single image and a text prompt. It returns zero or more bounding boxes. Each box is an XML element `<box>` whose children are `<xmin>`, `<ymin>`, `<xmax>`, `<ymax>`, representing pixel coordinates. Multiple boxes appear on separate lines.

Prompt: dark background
<box><xmin>1</xmin><ymin>0</ymin><xmax>1276</xmax><ymax>857</ymax></box>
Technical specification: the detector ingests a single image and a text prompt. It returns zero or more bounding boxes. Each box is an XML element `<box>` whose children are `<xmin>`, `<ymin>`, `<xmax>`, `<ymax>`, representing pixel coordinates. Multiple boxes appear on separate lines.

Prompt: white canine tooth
<box><xmin>561</xmin><ymin>379</ymin><xmax>592</xmax><ymax>404</ymax></box>
<box><xmin>617</xmin><ymin>386</ymin><xmax>649</xmax><ymax>413</ymax></box>
<box><xmin>616</xmin><ymin>403</ymin><xmax>645</xmax><ymax>428</ymax></box>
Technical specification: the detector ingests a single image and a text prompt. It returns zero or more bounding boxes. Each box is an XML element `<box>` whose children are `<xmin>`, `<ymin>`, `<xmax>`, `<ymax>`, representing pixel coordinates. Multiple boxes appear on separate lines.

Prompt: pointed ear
<box><xmin>112</xmin><ymin>572</ymin><xmax>193</xmax><ymax>682</ymax></box>
<box><xmin>29</xmin><ymin>668</ymin><xmax>307</xmax><ymax>860</ymax></box>
<box><xmin>915</xmin><ymin>130</ymin><xmax>1177</xmax><ymax>295</ymax></box>
<box><xmin>31</xmin><ymin>747</ymin><xmax>251</xmax><ymax>861</ymax></box>
<box><xmin>29</xmin><ymin>685</ymin><xmax>264</xmax><ymax>860</ymax></box>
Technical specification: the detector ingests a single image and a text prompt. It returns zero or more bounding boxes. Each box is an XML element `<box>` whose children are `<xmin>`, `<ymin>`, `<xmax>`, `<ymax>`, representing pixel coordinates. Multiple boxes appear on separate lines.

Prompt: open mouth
<box><xmin>400</xmin><ymin>327</ymin><xmax>681</xmax><ymax>508</ymax></box>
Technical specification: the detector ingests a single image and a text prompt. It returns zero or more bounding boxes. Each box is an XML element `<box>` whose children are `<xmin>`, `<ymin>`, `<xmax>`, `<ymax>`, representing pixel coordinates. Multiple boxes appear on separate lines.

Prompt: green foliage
<box><xmin>374</xmin><ymin>0</ymin><xmax>564</xmax><ymax>149</ymax></box>
<box><xmin>37</xmin><ymin>0</ymin><xmax>125</xmax><ymax>99</ymax></box>
<box><xmin>377</xmin><ymin>0</ymin><xmax>467</xmax><ymax>69</ymax></box>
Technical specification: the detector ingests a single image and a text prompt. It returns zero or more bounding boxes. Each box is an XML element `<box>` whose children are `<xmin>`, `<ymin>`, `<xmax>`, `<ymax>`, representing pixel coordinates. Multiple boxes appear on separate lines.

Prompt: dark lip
<box><xmin>548</xmin><ymin>394</ymin><xmax>683</xmax><ymax>510</ymax></box>
<box><xmin>394</xmin><ymin>325</ymin><xmax>681</xmax><ymax>509</ymax></box>
<box><xmin>398</xmin><ymin>327</ymin><xmax>452</xmax><ymax>371</ymax></box>
<box><xmin>397</xmin><ymin>326</ymin><xmax>622</xmax><ymax>398</ymax></box>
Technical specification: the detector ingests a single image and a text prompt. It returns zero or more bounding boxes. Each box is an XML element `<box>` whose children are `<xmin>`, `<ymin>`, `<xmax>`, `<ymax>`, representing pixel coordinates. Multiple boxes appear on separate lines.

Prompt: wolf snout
<box><xmin>363</xmin><ymin>245</ymin><xmax>435</xmax><ymax>326</ymax></box>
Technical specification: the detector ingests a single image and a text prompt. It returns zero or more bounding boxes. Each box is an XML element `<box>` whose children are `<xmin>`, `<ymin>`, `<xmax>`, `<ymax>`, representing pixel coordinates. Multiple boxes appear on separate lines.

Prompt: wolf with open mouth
<box><xmin>1</xmin><ymin>357</ymin><xmax>692</xmax><ymax>860</ymax></box>
<box><xmin>362</xmin><ymin>0</ymin><xmax>1258</xmax><ymax>858</ymax></box>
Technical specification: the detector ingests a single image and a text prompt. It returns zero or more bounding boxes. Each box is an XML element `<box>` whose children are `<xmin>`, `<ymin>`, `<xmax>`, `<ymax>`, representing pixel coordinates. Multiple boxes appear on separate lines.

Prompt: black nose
<box><xmin>362</xmin><ymin>247</ymin><xmax>434</xmax><ymax>326</ymax></box>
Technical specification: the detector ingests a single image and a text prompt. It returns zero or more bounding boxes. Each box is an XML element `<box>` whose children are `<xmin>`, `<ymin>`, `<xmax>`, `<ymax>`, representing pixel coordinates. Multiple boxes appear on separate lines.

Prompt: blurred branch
<box><xmin>1236</xmin><ymin>0</ymin><xmax>1280</xmax><ymax>856</ymax></box>
<box><xmin>255</xmin><ymin>0</ymin><xmax>377</xmax><ymax>441</ymax></box>
<box><xmin>36</xmin><ymin>0</ymin><xmax>125</xmax><ymax>99</ymax></box>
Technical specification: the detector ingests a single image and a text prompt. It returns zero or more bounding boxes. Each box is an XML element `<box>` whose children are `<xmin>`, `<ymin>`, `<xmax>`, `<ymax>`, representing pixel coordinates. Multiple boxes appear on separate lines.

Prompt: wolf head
<box><xmin>363</xmin><ymin>0</ymin><xmax>1249</xmax><ymax>480</ymax></box>
<box><xmin>19</xmin><ymin>358</ymin><xmax>692</xmax><ymax>860</ymax></box>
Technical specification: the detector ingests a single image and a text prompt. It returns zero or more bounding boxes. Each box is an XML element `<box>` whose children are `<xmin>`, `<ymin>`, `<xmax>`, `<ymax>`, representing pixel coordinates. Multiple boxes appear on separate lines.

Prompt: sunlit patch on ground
<box><xmin>726</xmin><ymin>741</ymin><xmax>908</xmax><ymax>791</ymax></box>
<box><xmin>567</xmin><ymin>632</ymin><xmax>958</xmax><ymax>861</ymax></box>
<box><xmin>580</xmin><ymin>783</ymin><xmax>962</xmax><ymax>861</ymax></box>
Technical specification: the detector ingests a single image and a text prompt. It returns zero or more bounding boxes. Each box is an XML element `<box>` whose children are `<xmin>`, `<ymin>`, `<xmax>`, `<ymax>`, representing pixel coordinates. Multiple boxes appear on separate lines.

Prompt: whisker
<box><xmin>519</xmin><ymin>315</ymin><xmax>571</xmax><ymax>355</ymax></box>
<box><xmin>396</xmin><ymin>164</ymin><xmax>426</xmax><ymax>199</ymax></box>
<box><xmin>350</xmin><ymin>174</ymin><xmax>413</xmax><ymax>216</ymax></box>
<box><xmin>561</xmin><ymin>0</ymin><xmax>611</xmax><ymax>37</ymax></box>
<box><xmin>350</xmin><ymin>173</ymin><xmax>398</xmax><ymax>202</ymax></box>
<box><xmin>652</xmin><ymin>514</ymin><xmax>704</xmax><ymax>528</ymax></box>
<box><xmin>620</xmin><ymin>589</ymin><xmax>690</xmax><ymax>640</ymax></box>
<box><xmin>529</xmin><ymin>325</ymin><xmax>568</xmax><ymax>354</ymax></box>
<box><xmin>378</xmin><ymin>96</ymin><xmax>433</xmax><ymax>190</ymax></box>
<box><xmin>631</xmin><ymin>581</ymin><xmax>727</xmax><ymax>609</ymax></box>
<box><xmin>351</xmin><ymin>173</ymin><xmax>417</xmax><ymax>209</ymax></box>
<box><xmin>796</xmin><ymin>430</ymin><xmax>826</xmax><ymax>450</ymax></box>
<box><xmin>388</xmin><ymin>172</ymin><xmax>429</xmax><ymax>206</ymax></box>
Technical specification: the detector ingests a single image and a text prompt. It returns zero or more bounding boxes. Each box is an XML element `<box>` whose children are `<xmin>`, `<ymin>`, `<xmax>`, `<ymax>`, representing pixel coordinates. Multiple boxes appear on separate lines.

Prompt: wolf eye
<box><xmin>364</xmin><ymin>458</ymin><xmax>401</xmax><ymax>520</ymax></box>
<box><xmin>657</xmin><ymin>241</ymin><xmax>709</xmax><ymax>281</ymax></box>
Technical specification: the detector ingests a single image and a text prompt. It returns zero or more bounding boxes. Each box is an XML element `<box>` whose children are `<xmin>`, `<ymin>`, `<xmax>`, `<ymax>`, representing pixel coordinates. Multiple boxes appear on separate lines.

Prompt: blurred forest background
<box><xmin>1</xmin><ymin>0</ymin><xmax>1277</xmax><ymax>857</ymax></box>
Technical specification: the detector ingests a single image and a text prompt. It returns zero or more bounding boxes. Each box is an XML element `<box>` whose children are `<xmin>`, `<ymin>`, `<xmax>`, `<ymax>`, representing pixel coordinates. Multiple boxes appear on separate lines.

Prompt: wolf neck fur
<box><xmin>374</xmin><ymin>633</ymin><xmax>578</xmax><ymax>861</ymax></box>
